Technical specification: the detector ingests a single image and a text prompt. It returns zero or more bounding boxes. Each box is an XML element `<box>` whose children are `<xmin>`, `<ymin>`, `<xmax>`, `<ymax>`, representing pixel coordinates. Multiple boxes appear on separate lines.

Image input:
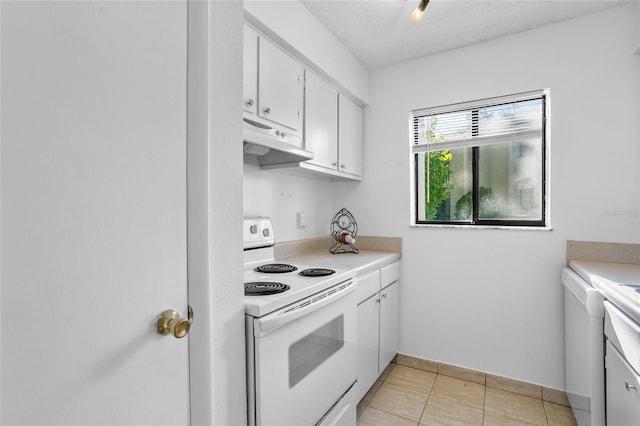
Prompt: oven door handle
<box><xmin>257</xmin><ymin>280</ymin><xmax>355</xmax><ymax>336</ymax></box>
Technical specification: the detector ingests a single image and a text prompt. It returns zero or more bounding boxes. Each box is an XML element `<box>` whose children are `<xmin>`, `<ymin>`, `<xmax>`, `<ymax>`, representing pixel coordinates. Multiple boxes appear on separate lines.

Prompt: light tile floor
<box><xmin>357</xmin><ymin>364</ymin><xmax>578</xmax><ymax>426</ymax></box>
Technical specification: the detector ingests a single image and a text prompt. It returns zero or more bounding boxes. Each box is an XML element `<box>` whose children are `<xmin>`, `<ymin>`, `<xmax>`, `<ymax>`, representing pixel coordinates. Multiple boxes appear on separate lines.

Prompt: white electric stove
<box><xmin>243</xmin><ymin>217</ymin><xmax>357</xmax><ymax>426</ymax></box>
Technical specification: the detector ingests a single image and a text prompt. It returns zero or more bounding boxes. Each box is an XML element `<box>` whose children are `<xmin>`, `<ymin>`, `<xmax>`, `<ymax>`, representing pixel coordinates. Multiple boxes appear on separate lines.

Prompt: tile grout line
<box><xmin>542</xmin><ymin>400</ymin><xmax>550</xmax><ymax>426</ymax></box>
<box><xmin>416</xmin><ymin>377</ymin><xmax>434</xmax><ymax>426</ymax></box>
<box><xmin>482</xmin><ymin>383</ymin><xmax>486</xmax><ymax>426</ymax></box>
<box><xmin>359</xmin><ymin>365</ymin><xmax>570</xmax><ymax>426</ymax></box>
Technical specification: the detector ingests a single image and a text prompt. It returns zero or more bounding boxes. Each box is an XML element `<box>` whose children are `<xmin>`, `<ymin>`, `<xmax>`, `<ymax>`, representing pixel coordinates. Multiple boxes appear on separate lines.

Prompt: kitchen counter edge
<box><xmin>568</xmin><ymin>259</ymin><xmax>640</xmax><ymax>324</ymax></box>
<box><xmin>278</xmin><ymin>247</ymin><xmax>401</xmax><ymax>278</ymax></box>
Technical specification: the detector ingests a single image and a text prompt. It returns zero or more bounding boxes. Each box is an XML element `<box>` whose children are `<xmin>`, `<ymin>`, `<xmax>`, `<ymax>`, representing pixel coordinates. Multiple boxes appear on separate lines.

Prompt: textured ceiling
<box><xmin>299</xmin><ymin>0</ymin><xmax>629</xmax><ymax>69</ymax></box>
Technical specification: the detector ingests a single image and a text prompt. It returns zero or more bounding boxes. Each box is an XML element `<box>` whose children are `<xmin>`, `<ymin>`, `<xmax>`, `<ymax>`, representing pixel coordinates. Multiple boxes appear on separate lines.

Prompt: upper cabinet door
<box><xmin>243</xmin><ymin>24</ymin><xmax>259</xmax><ymax>115</ymax></box>
<box><xmin>338</xmin><ymin>95</ymin><xmax>363</xmax><ymax>177</ymax></box>
<box><xmin>258</xmin><ymin>37</ymin><xmax>303</xmax><ymax>132</ymax></box>
<box><xmin>304</xmin><ymin>71</ymin><xmax>338</xmax><ymax>170</ymax></box>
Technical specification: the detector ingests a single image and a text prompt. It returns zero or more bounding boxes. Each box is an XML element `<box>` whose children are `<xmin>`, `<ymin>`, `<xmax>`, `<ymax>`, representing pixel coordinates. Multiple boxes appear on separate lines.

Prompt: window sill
<box><xmin>409</xmin><ymin>223</ymin><xmax>553</xmax><ymax>231</ymax></box>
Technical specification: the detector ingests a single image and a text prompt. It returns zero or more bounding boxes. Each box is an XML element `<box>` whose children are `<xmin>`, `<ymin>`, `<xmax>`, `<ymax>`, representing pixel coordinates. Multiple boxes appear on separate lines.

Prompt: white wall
<box><xmin>332</xmin><ymin>4</ymin><xmax>640</xmax><ymax>389</ymax></box>
<box><xmin>188</xmin><ymin>1</ymin><xmax>246</xmax><ymax>424</ymax></box>
<box><xmin>244</xmin><ymin>157</ymin><xmax>336</xmax><ymax>242</ymax></box>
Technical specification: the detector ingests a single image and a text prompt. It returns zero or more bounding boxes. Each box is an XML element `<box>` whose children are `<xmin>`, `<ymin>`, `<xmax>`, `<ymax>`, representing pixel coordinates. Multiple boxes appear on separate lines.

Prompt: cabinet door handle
<box><xmin>332</xmin><ymin>162</ymin><xmax>338</xmax><ymax>167</ymax></box>
<box><xmin>264</xmin><ymin>107</ymin><xmax>271</xmax><ymax>114</ymax></box>
<box><xmin>381</xmin><ymin>293</ymin><xmax>387</xmax><ymax>299</ymax></box>
<box><xmin>246</xmin><ymin>98</ymin><xmax>255</xmax><ymax>107</ymax></box>
<box><xmin>340</xmin><ymin>164</ymin><xmax>346</xmax><ymax>169</ymax></box>
<box><xmin>625</xmin><ymin>380</ymin><xmax>637</xmax><ymax>391</ymax></box>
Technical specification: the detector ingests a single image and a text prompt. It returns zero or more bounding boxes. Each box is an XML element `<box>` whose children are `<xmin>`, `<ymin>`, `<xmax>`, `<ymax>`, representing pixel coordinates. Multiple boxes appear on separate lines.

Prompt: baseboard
<box><xmin>395</xmin><ymin>353</ymin><xmax>571</xmax><ymax>407</ymax></box>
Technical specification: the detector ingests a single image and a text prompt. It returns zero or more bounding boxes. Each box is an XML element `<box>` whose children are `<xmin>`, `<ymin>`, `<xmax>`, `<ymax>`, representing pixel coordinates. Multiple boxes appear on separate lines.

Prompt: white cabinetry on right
<box><xmin>354</xmin><ymin>262</ymin><xmax>400</xmax><ymax>402</ymax></box>
<box><xmin>604</xmin><ymin>301</ymin><xmax>640</xmax><ymax>426</ymax></box>
<box><xmin>606</xmin><ymin>340</ymin><xmax>640</xmax><ymax>426</ymax></box>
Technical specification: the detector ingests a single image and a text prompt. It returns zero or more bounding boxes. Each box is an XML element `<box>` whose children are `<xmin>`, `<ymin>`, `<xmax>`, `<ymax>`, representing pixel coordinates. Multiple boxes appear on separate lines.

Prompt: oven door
<box><xmin>250</xmin><ymin>279</ymin><xmax>356</xmax><ymax>426</ymax></box>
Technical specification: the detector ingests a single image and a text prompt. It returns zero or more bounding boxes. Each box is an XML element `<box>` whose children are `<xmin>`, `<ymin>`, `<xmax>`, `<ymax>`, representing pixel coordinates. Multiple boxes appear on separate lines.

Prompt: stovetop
<box><xmin>242</xmin><ymin>217</ymin><xmax>356</xmax><ymax>318</ymax></box>
<box><xmin>243</xmin><ymin>257</ymin><xmax>355</xmax><ymax>318</ymax></box>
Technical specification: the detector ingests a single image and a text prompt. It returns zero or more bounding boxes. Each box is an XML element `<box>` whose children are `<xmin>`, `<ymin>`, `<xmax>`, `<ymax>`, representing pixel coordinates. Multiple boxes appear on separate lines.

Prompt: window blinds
<box><xmin>411</xmin><ymin>90</ymin><xmax>545</xmax><ymax>153</ymax></box>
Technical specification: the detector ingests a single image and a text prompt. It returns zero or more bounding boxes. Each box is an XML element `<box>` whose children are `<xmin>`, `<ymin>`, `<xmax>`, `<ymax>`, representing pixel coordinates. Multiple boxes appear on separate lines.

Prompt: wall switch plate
<box><xmin>296</xmin><ymin>212</ymin><xmax>307</xmax><ymax>228</ymax></box>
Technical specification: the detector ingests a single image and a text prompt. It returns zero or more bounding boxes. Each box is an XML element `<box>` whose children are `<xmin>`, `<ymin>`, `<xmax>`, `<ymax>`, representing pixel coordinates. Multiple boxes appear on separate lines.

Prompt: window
<box><xmin>411</xmin><ymin>90</ymin><xmax>548</xmax><ymax>227</ymax></box>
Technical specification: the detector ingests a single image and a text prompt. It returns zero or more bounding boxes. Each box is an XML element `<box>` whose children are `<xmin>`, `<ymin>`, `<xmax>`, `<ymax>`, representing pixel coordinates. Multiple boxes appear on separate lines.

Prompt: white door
<box><xmin>1</xmin><ymin>2</ymin><xmax>190</xmax><ymax>425</ymax></box>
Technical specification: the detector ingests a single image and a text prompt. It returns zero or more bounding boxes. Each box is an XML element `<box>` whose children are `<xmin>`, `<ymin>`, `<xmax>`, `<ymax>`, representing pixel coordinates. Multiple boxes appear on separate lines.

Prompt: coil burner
<box><xmin>244</xmin><ymin>282</ymin><xmax>291</xmax><ymax>296</ymax></box>
<box><xmin>299</xmin><ymin>268</ymin><xmax>336</xmax><ymax>277</ymax></box>
<box><xmin>254</xmin><ymin>263</ymin><xmax>298</xmax><ymax>274</ymax></box>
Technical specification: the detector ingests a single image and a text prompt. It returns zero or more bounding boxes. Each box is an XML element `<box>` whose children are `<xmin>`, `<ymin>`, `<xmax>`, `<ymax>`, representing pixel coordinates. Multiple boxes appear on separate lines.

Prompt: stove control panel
<box><xmin>243</xmin><ymin>217</ymin><xmax>275</xmax><ymax>249</ymax></box>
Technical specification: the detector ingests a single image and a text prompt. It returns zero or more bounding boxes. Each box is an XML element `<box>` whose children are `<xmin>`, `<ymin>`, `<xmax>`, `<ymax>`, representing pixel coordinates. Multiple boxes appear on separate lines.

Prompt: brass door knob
<box><xmin>156</xmin><ymin>306</ymin><xmax>193</xmax><ymax>338</ymax></box>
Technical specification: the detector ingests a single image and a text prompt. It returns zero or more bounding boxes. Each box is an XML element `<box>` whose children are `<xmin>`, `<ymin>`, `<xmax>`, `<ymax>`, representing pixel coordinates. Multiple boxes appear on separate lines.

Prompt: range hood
<box><xmin>243</xmin><ymin>117</ymin><xmax>313</xmax><ymax>166</ymax></box>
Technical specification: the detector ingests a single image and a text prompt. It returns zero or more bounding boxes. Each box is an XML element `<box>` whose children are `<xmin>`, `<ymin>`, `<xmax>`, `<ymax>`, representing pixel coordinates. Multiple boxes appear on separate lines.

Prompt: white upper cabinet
<box><xmin>243</xmin><ymin>24</ymin><xmax>259</xmax><ymax>115</ymax></box>
<box><xmin>243</xmin><ymin>23</ymin><xmax>303</xmax><ymax>134</ymax></box>
<box><xmin>304</xmin><ymin>71</ymin><xmax>338</xmax><ymax>170</ymax></box>
<box><xmin>301</xmin><ymin>70</ymin><xmax>363</xmax><ymax>180</ymax></box>
<box><xmin>338</xmin><ymin>95</ymin><xmax>364</xmax><ymax>177</ymax></box>
<box><xmin>258</xmin><ymin>35</ymin><xmax>303</xmax><ymax>133</ymax></box>
<box><xmin>245</xmin><ymin>22</ymin><xmax>364</xmax><ymax>181</ymax></box>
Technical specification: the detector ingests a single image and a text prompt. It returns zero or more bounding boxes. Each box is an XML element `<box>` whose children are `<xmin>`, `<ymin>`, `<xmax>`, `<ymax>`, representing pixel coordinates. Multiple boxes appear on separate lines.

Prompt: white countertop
<box><xmin>569</xmin><ymin>260</ymin><xmax>640</xmax><ymax>323</ymax></box>
<box><xmin>279</xmin><ymin>249</ymin><xmax>400</xmax><ymax>276</ymax></box>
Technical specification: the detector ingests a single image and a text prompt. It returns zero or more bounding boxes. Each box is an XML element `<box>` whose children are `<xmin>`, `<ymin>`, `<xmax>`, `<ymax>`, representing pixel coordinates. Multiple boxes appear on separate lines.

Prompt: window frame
<box><xmin>410</xmin><ymin>90</ymin><xmax>550</xmax><ymax>228</ymax></box>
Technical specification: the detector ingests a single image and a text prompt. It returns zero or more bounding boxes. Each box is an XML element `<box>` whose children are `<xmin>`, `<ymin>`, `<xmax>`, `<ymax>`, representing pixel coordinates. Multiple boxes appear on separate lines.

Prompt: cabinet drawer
<box><xmin>605</xmin><ymin>301</ymin><xmax>640</xmax><ymax>374</ymax></box>
<box><xmin>381</xmin><ymin>262</ymin><xmax>400</xmax><ymax>288</ymax></box>
<box><xmin>357</xmin><ymin>270</ymin><xmax>380</xmax><ymax>304</ymax></box>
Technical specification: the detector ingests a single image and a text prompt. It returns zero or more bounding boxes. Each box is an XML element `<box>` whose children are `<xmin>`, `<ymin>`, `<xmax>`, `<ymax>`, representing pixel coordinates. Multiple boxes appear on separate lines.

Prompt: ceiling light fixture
<box><xmin>410</xmin><ymin>0</ymin><xmax>429</xmax><ymax>23</ymax></box>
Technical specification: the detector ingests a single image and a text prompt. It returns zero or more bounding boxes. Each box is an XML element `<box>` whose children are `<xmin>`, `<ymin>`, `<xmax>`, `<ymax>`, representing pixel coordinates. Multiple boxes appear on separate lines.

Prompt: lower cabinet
<box><xmin>356</xmin><ymin>289</ymin><xmax>380</xmax><ymax>402</ymax></box>
<box><xmin>604</xmin><ymin>300</ymin><xmax>640</xmax><ymax>426</ymax></box>
<box><xmin>379</xmin><ymin>281</ymin><xmax>399</xmax><ymax>371</ymax></box>
<box><xmin>606</xmin><ymin>340</ymin><xmax>640</xmax><ymax>426</ymax></box>
<box><xmin>354</xmin><ymin>262</ymin><xmax>400</xmax><ymax>402</ymax></box>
